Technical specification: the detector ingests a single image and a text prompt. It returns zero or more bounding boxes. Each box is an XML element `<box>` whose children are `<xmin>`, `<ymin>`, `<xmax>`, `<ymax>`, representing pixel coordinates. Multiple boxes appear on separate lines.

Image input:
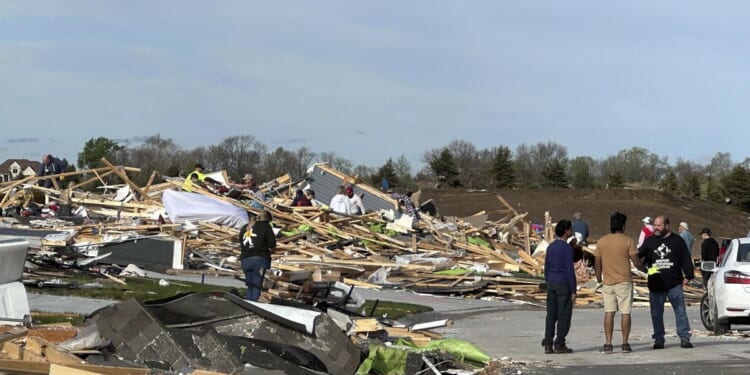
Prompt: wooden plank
<box><xmin>351</xmin><ymin>318</ymin><xmax>381</xmax><ymax>332</ymax></box>
<box><xmin>342</xmin><ymin>278</ymin><xmax>382</xmax><ymax>289</ymax></box>
<box><xmin>50</xmin><ymin>364</ymin><xmax>101</xmax><ymax>375</ymax></box>
<box><xmin>26</xmin><ymin>336</ymin><xmax>83</xmax><ymax>366</ymax></box>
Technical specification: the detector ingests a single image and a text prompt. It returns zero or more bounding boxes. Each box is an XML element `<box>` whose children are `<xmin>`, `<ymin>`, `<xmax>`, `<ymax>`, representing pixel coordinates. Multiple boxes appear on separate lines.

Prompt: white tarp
<box><xmin>162</xmin><ymin>190</ymin><xmax>249</xmax><ymax>229</ymax></box>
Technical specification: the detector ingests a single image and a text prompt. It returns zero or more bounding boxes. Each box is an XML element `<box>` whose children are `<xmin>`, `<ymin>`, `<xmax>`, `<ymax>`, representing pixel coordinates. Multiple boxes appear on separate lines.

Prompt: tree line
<box><xmin>76</xmin><ymin>135</ymin><xmax>750</xmax><ymax>212</ymax></box>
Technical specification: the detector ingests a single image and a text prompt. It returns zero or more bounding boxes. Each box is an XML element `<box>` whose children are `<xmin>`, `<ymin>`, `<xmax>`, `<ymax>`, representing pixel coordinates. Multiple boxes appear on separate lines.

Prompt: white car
<box><xmin>700</xmin><ymin>237</ymin><xmax>750</xmax><ymax>334</ymax></box>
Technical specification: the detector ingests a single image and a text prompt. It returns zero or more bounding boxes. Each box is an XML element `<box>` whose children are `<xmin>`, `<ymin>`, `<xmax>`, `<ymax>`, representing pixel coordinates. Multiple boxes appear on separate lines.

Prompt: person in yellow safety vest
<box><xmin>184</xmin><ymin>163</ymin><xmax>213</xmax><ymax>192</ymax></box>
<box><xmin>184</xmin><ymin>163</ymin><xmax>225</xmax><ymax>193</ymax></box>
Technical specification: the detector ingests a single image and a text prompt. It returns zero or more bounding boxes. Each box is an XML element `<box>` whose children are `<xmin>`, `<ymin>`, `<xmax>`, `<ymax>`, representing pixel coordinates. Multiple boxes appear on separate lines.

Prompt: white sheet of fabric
<box><xmin>162</xmin><ymin>189</ymin><xmax>248</xmax><ymax>229</ymax></box>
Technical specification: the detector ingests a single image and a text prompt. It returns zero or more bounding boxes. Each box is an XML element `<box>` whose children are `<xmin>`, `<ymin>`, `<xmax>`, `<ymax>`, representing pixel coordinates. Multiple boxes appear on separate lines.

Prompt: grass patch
<box><xmin>359</xmin><ymin>300</ymin><xmax>433</xmax><ymax>320</ymax></box>
<box><xmin>31</xmin><ymin>312</ymin><xmax>85</xmax><ymax>326</ymax></box>
<box><xmin>28</xmin><ymin>273</ymin><xmax>236</xmax><ymax>302</ymax></box>
<box><xmin>30</xmin><ymin>274</ymin><xmax>433</xmax><ymax>321</ymax></box>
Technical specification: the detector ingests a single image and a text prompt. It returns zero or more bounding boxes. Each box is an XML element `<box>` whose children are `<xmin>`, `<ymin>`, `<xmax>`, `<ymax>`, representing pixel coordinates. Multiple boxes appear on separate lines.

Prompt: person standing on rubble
<box><xmin>330</xmin><ymin>186</ymin><xmax>351</xmax><ymax>214</ymax></box>
<box><xmin>231</xmin><ymin>173</ymin><xmax>257</xmax><ymax>191</ymax></box>
<box><xmin>184</xmin><ymin>164</ymin><xmax>211</xmax><ymax>191</ymax></box>
<box><xmin>594</xmin><ymin>212</ymin><xmax>643</xmax><ymax>354</ymax></box>
<box><xmin>291</xmin><ymin>189</ymin><xmax>312</xmax><ymax>207</ymax></box>
<box><xmin>571</xmin><ymin>212</ymin><xmax>589</xmax><ymax>246</ymax></box>
<box><xmin>542</xmin><ymin>219</ymin><xmax>577</xmax><ymax>354</ymax></box>
<box><xmin>390</xmin><ymin>190</ymin><xmax>420</xmax><ymax>226</ymax></box>
<box><xmin>637</xmin><ymin>215</ymin><xmax>694</xmax><ymax>349</ymax></box>
<box><xmin>346</xmin><ymin>186</ymin><xmax>365</xmax><ymax>215</ymax></box>
<box><xmin>37</xmin><ymin>154</ymin><xmax>67</xmax><ymax>188</ymax></box>
<box><xmin>304</xmin><ymin>189</ymin><xmax>325</xmax><ymax>208</ymax></box>
<box><xmin>239</xmin><ymin>210</ymin><xmax>276</xmax><ymax>301</ymax></box>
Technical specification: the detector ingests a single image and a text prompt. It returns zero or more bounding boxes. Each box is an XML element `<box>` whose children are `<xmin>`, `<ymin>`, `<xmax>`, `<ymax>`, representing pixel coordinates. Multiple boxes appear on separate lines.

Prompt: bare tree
<box><xmin>126</xmin><ymin>134</ymin><xmax>182</xmax><ymax>184</ymax></box>
<box><xmin>207</xmin><ymin>135</ymin><xmax>267</xmax><ymax>181</ymax></box>
<box><xmin>707</xmin><ymin>152</ymin><xmax>732</xmax><ymax>179</ymax></box>
<box><xmin>393</xmin><ymin>155</ymin><xmax>413</xmax><ymax>183</ymax></box>
<box><xmin>319</xmin><ymin>152</ymin><xmax>353</xmax><ymax>175</ymax></box>
<box><xmin>513</xmin><ymin>142</ymin><xmax>568</xmax><ymax>188</ymax></box>
<box><xmin>261</xmin><ymin>147</ymin><xmax>298</xmax><ymax>182</ymax></box>
<box><xmin>292</xmin><ymin>146</ymin><xmax>317</xmax><ymax>180</ymax></box>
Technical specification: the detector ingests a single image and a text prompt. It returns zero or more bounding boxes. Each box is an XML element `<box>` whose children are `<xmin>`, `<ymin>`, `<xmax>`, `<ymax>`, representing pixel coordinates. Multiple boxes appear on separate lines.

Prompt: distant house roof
<box><xmin>0</xmin><ymin>159</ymin><xmax>41</xmax><ymax>173</ymax></box>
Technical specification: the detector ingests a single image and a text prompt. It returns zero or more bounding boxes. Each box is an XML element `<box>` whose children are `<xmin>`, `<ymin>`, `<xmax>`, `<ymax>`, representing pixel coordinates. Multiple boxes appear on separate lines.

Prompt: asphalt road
<box><xmin>354</xmin><ymin>288</ymin><xmax>750</xmax><ymax>373</ymax></box>
<box><xmin>28</xmin><ymin>275</ymin><xmax>750</xmax><ymax>374</ymax></box>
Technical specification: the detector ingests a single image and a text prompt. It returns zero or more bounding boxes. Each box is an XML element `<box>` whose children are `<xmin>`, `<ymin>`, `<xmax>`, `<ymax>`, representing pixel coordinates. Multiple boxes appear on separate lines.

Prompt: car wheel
<box><xmin>700</xmin><ymin>293</ymin><xmax>713</xmax><ymax>330</ymax></box>
<box><xmin>711</xmin><ymin>299</ymin><xmax>729</xmax><ymax>335</ymax></box>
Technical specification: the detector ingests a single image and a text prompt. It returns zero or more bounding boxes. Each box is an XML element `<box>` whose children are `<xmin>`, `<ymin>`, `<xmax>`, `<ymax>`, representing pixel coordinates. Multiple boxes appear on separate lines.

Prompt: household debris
<box><xmin>0</xmin><ymin>159</ymin><xmax>705</xmax><ymax>373</ymax></box>
<box><xmin>1</xmin><ymin>160</ymin><xmax>704</xmax><ymax>307</ymax></box>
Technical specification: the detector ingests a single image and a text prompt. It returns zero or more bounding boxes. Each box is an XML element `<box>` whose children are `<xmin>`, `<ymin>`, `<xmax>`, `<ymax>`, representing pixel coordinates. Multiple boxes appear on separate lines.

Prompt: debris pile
<box><xmin>0</xmin><ymin>159</ymin><xmax>704</xmax><ymax>373</ymax></box>
<box><xmin>1</xmin><ymin>160</ymin><xmax>704</xmax><ymax>306</ymax></box>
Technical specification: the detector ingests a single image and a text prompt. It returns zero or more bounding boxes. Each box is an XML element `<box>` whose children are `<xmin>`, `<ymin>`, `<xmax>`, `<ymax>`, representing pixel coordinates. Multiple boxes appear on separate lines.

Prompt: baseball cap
<box><xmin>679</xmin><ymin>221</ymin><xmax>689</xmax><ymax>231</ymax></box>
<box><xmin>642</xmin><ymin>216</ymin><xmax>652</xmax><ymax>224</ymax></box>
<box><xmin>699</xmin><ymin>228</ymin><xmax>712</xmax><ymax>235</ymax></box>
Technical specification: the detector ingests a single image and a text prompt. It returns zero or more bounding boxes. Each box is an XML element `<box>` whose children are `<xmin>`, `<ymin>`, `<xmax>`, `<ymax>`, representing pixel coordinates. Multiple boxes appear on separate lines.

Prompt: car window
<box><xmin>719</xmin><ymin>241</ymin><xmax>733</xmax><ymax>267</ymax></box>
<box><xmin>738</xmin><ymin>244</ymin><xmax>750</xmax><ymax>262</ymax></box>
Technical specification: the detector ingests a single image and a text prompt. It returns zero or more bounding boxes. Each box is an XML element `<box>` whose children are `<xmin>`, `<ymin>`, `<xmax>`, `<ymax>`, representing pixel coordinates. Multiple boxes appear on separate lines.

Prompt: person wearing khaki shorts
<box><xmin>595</xmin><ymin>212</ymin><xmax>645</xmax><ymax>353</ymax></box>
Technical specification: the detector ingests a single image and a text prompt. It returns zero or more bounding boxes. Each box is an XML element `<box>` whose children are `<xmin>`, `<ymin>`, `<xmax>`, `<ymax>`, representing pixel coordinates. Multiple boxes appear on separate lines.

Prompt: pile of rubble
<box><xmin>0</xmin><ymin>159</ymin><xmax>703</xmax><ymax>374</ymax></box>
<box><xmin>1</xmin><ymin>160</ymin><xmax>557</xmax><ymax>302</ymax></box>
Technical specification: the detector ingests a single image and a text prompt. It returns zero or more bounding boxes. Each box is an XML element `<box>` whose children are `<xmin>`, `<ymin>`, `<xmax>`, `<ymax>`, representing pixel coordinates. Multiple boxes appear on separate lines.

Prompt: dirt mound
<box><xmin>421</xmin><ymin>187</ymin><xmax>750</xmax><ymax>257</ymax></box>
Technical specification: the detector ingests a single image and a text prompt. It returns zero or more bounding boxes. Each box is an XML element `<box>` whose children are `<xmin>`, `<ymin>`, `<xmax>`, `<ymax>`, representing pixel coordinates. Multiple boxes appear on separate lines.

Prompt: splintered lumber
<box><xmin>0</xmin><ymin>360</ymin><xmax>151</xmax><ymax>375</ymax></box>
<box><xmin>410</xmin><ymin>319</ymin><xmax>453</xmax><ymax>331</ymax></box>
<box><xmin>100</xmin><ymin>158</ymin><xmax>145</xmax><ymax>200</ymax></box>
<box><xmin>351</xmin><ymin>318</ymin><xmax>382</xmax><ymax>333</ymax></box>
<box><xmin>24</xmin><ymin>336</ymin><xmax>82</xmax><ymax>366</ymax></box>
<box><xmin>5</xmin><ymin>162</ymin><xmax>637</xmax><ymax>308</ymax></box>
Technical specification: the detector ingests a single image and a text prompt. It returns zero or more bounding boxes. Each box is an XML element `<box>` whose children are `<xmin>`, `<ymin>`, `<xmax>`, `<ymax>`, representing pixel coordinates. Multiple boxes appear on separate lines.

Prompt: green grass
<box><xmin>359</xmin><ymin>300</ymin><xmax>433</xmax><ymax>319</ymax></box>
<box><xmin>29</xmin><ymin>274</ymin><xmax>433</xmax><ymax>322</ymax></box>
<box><xmin>28</xmin><ymin>273</ymin><xmax>236</xmax><ymax>302</ymax></box>
<box><xmin>32</xmin><ymin>313</ymin><xmax>85</xmax><ymax>326</ymax></box>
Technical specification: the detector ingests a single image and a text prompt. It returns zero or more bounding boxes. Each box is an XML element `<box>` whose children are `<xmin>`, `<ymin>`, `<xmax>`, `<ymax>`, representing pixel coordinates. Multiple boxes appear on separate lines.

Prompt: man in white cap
<box><xmin>678</xmin><ymin>221</ymin><xmax>694</xmax><ymax>254</ymax></box>
<box><xmin>637</xmin><ymin>216</ymin><xmax>654</xmax><ymax>249</ymax></box>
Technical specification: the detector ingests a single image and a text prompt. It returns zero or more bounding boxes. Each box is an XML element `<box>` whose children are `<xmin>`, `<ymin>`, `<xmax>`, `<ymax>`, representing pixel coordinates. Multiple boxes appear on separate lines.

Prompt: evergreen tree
<box><xmin>541</xmin><ymin>159</ymin><xmax>568</xmax><ymax>188</ymax></box>
<box><xmin>705</xmin><ymin>175</ymin><xmax>723</xmax><ymax>203</ymax></box>
<box><xmin>372</xmin><ymin>158</ymin><xmax>399</xmax><ymax>188</ymax></box>
<box><xmin>661</xmin><ymin>170</ymin><xmax>678</xmax><ymax>192</ymax></box>
<box><xmin>492</xmin><ymin>146</ymin><xmax>515</xmax><ymax>188</ymax></box>
<box><xmin>430</xmin><ymin>149</ymin><xmax>460</xmax><ymax>187</ymax></box>
<box><xmin>721</xmin><ymin>165</ymin><xmax>750</xmax><ymax>210</ymax></box>
<box><xmin>77</xmin><ymin>137</ymin><xmax>123</xmax><ymax>169</ymax></box>
<box><xmin>682</xmin><ymin>175</ymin><xmax>701</xmax><ymax>198</ymax></box>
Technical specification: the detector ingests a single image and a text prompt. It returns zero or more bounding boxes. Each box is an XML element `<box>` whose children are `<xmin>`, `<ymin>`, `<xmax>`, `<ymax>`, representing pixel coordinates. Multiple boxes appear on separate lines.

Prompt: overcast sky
<box><xmin>1</xmin><ymin>1</ymin><xmax>749</xmax><ymax>171</ymax></box>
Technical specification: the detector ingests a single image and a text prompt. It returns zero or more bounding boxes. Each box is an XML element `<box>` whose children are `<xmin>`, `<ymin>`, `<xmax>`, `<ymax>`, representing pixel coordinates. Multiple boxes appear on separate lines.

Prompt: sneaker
<box><xmin>599</xmin><ymin>344</ymin><xmax>613</xmax><ymax>354</ymax></box>
<box><xmin>653</xmin><ymin>341</ymin><xmax>665</xmax><ymax>350</ymax></box>
<box><xmin>680</xmin><ymin>339</ymin><xmax>693</xmax><ymax>348</ymax></box>
<box><xmin>621</xmin><ymin>343</ymin><xmax>632</xmax><ymax>353</ymax></box>
<box><xmin>554</xmin><ymin>344</ymin><xmax>573</xmax><ymax>354</ymax></box>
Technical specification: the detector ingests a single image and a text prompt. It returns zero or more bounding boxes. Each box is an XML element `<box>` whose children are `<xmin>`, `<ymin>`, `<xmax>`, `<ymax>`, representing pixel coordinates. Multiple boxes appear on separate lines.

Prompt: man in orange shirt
<box><xmin>595</xmin><ymin>211</ymin><xmax>644</xmax><ymax>353</ymax></box>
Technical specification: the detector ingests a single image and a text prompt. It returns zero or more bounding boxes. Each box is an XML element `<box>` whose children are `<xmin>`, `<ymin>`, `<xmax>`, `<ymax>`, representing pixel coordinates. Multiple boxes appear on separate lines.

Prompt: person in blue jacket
<box><xmin>542</xmin><ymin>219</ymin><xmax>577</xmax><ymax>354</ymax></box>
<box><xmin>37</xmin><ymin>154</ymin><xmax>67</xmax><ymax>188</ymax></box>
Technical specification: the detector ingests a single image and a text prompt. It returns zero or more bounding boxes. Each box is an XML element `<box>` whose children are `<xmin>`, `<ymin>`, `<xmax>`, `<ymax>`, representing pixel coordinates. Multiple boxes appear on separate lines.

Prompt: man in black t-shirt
<box><xmin>638</xmin><ymin>215</ymin><xmax>695</xmax><ymax>349</ymax></box>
